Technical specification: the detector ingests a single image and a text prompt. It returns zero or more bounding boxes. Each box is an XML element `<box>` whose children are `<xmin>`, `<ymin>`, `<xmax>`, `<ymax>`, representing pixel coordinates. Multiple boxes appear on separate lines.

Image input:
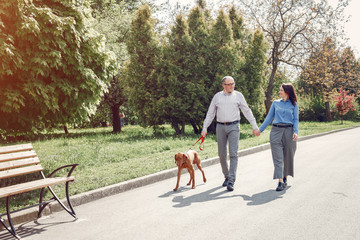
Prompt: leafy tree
<box><xmin>0</xmin><ymin>0</ymin><xmax>114</xmax><ymax>136</ymax></box>
<box><xmin>103</xmin><ymin>75</ymin><xmax>127</xmax><ymax>132</ymax></box>
<box><xmin>92</xmin><ymin>1</ymin><xmax>137</xmax><ymax>132</ymax></box>
<box><xmin>90</xmin><ymin>0</ymin><xmax>140</xmax><ymax>13</ymax></box>
<box><xmin>334</xmin><ymin>87</ymin><xmax>357</xmax><ymax>124</ymax></box>
<box><xmin>300</xmin><ymin>37</ymin><xmax>341</xmax><ymax>121</ymax></box>
<box><xmin>272</xmin><ymin>69</ymin><xmax>288</xmax><ymax>99</ymax></box>
<box><xmin>86</xmin><ymin>100</ymin><xmax>111</xmax><ymax>127</ymax></box>
<box><xmin>238</xmin><ymin>0</ymin><xmax>349</xmax><ymax>113</ymax></box>
<box><xmin>300</xmin><ymin>37</ymin><xmax>359</xmax><ymax>121</ymax></box>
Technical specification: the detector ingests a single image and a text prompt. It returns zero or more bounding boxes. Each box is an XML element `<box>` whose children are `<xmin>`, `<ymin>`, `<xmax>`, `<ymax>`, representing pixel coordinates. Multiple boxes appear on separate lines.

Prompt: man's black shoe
<box><xmin>276</xmin><ymin>182</ymin><xmax>285</xmax><ymax>191</ymax></box>
<box><xmin>227</xmin><ymin>182</ymin><xmax>234</xmax><ymax>191</ymax></box>
<box><xmin>222</xmin><ymin>178</ymin><xmax>229</xmax><ymax>187</ymax></box>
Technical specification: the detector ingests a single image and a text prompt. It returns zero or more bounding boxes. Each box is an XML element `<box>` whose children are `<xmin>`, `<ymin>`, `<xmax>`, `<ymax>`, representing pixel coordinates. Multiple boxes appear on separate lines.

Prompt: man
<box><xmin>202</xmin><ymin>76</ymin><xmax>260</xmax><ymax>191</ymax></box>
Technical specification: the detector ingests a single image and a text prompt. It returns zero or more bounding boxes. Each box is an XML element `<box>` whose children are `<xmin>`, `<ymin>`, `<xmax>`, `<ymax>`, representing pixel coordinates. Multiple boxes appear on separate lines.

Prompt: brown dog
<box><xmin>173</xmin><ymin>150</ymin><xmax>206</xmax><ymax>191</ymax></box>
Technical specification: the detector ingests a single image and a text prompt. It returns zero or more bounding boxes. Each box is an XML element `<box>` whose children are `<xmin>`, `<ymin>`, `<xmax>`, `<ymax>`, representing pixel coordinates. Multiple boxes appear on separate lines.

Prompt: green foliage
<box><xmin>299</xmin><ymin>38</ymin><xmax>360</xmax><ymax>121</ymax></box>
<box><xmin>241</xmin><ymin>29</ymin><xmax>267</xmax><ymax>121</ymax></box>
<box><xmin>91</xmin><ymin>1</ymin><xmax>139</xmax><ymax>132</ymax></box>
<box><xmin>298</xmin><ymin>94</ymin><xmax>332</xmax><ymax>122</ymax></box>
<box><xmin>85</xmin><ymin>100</ymin><xmax>112</xmax><ymax>127</ymax></box>
<box><xmin>158</xmin><ymin>14</ymin><xmax>205</xmax><ymax>134</ymax></box>
<box><xmin>334</xmin><ymin>87</ymin><xmax>357</xmax><ymax>124</ymax></box>
<box><xmin>125</xmin><ymin>4</ymin><xmax>162</xmax><ymax>129</ymax></box>
<box><xmin>0</xmin><ymin>0</ymin><xmax>114</xmax><ymax>136</ymax></box>
<box><xmin>124</xmin><ymin>2</ymin><xmax>268</xmax><ymax>134</ymax></box>
<box><xmin>90</xmin><ymin>0</ymin><xmax>140</xmax><ymax>13</ymax></box>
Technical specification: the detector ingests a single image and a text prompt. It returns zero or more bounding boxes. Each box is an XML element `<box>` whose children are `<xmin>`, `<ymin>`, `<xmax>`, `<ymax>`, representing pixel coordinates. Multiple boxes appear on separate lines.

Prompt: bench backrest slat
<box><xmin>0</xmin><ymin>150</ymin><xmax>37</xmax><ymax>162</ymax></box>
<box><xmin>0</xmin><ymin>165</ymin><xmax>43</xmax><ymax>180</ymax></box>
<box><xmin>0</xmin><ymin>157</ymin><xmax>40</xmax><ymax>171</ymax></box>
<box><xmin>0</xmin><ymin>143</ymin><xmax>33</xmax><ymax>154</ymax></box>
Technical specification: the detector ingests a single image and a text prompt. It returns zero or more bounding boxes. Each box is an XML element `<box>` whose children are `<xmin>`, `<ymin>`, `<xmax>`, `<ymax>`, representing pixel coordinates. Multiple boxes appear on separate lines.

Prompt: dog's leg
<box><xmin>174</xmin><ymin>167</ymin><xmax>182</xmax><ymax>191</ymax></box>
<box><xmin>194</xmin><ymin>153</ymin><xmax>206</xmax><ymax>183</ymax></box>
<box><xmin>196</xmin><ymin>163</ymin><xmax>207</xmax><ymax>183</ymax></box>
<box><xmin>186</xmin><ymin>168</ymin><xmax>192</xmax><ymax>186</ymax></box>
<box><xmin>189</xmin><ymin>166</ymin><xmax>196</xmax><ymax>189</ymax></box>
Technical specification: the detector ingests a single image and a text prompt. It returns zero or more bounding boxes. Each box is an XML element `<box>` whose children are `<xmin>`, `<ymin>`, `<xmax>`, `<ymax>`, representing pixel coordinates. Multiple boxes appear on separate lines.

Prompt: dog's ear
<box><xmin>175</xmin><ymin>153</ymin><xmax>183</xmax><ymax>165</ymax></box>
<box><xmin>182</xmin><ymin>153</ymin><xmax>188</xmax><ymax>161</ymax></box>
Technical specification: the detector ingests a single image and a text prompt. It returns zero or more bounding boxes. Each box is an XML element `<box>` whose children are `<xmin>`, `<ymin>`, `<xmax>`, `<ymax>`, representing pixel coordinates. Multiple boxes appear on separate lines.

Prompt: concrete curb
<box><xmin>2</xmin><ymin>125</ymin><xmax>359</xmax><ymax>228</ymax></box>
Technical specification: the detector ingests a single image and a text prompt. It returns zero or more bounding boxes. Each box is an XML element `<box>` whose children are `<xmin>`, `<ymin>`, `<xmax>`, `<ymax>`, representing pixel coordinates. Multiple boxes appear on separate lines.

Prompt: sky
<box><xmin>153</xmin><ymin>0</ymin><xmax>360</xmax><ymax>58</ymax></box>
<box><xmin>329</xmin><ymin>0</ymin><xmax>360</xmax><ymax>58</ymax></box>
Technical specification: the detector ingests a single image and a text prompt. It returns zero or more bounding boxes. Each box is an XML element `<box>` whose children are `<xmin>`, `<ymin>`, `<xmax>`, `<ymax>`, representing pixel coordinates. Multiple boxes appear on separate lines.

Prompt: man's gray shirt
<box><xmin>202</xmin><ymin>90</ymin><xmax>258</xmax><ymax>132</ymax></box>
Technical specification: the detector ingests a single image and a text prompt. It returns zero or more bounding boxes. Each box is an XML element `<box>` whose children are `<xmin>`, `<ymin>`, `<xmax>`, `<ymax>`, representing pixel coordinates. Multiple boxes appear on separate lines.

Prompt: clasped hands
<box><xmin>252</xmin><ymin>129</ymin><xmax>261</xmax><ymax>137</ymax></box>
<box><xmin>252</xmin><ymin>129</ymin><xmax>298</xmax><ymax>142</ymax></box>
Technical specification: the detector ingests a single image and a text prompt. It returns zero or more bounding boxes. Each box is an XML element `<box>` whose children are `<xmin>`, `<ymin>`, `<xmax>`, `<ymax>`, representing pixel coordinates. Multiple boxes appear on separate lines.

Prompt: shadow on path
<box><xmin>0</xmin><ymin>217</ymin><xmax>77</xmax><ymax>240</ymax></box>
<box><xmin>159</xmin><ymin>185</ymin><xmax>242</xmax><ymax>208</ymax></box>
<box><xmin>240</xmin><ymin>186</ymin><xmax>291</xmax><ymax>206</ymax></box>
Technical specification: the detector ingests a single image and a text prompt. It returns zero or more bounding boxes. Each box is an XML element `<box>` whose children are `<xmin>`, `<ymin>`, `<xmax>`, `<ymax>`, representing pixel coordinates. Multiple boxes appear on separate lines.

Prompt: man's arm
<box><xmin>202</xmin><ymin>95</ymin><xmax>217</xmax><ymax>136</ymax></box>
<box><xmin>238</xmin><ymin>93</ymin><xmax>258</xmax><ymax>130</ymax></box>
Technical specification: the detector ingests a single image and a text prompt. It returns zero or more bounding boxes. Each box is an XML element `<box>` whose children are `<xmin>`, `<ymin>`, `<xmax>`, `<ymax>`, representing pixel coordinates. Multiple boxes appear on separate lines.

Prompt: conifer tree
<box><xmin>339</xmin><ymin>47</ymin><xmax>360</xmax><ymax>97</ymax></box>
<box><xmin>241</xmin><ymin>29</ymin><xmax>267</xmax><ymax>120</ymax></box>
<box><xmin>125</xmin><ymin>4</ymin><xmax>162</xmax><ymax>128</ymax></box>
<box><xmin>158</xmin><ymin>14</ymin><xmax>191</xmax><ymax>134</ymax></box>
<box><xmin>186</xmin><ymin>5</ymin><xmax>213</xmax><ymax>133</ymax></box>
<box><xmin>208</xmin><ymin>9</ymin><xmax>237</xmax><ymax>86</ymax></box>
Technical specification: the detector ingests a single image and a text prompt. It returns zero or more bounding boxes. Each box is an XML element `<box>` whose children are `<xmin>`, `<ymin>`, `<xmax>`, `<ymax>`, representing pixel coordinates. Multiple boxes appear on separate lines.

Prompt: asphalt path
<box><xmin>1</xmin><ymin>127</ymin><xmax>360</xmax><ymax>240</ymax></box>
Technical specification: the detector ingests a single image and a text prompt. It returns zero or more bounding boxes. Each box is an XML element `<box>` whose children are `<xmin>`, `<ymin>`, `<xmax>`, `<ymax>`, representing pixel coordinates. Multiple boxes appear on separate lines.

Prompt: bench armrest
<box><xmin>47</xmin><ymin>164</ymin><xmax>79</xmax><ymax>178</ymax></box>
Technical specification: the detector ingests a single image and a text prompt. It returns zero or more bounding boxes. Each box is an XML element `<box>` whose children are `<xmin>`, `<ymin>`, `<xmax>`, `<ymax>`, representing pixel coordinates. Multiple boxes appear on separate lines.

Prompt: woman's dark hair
<box><xmin>282</xmin><ymin>83</ymin><xmax>297</xmax><ymax>106</ymax></box>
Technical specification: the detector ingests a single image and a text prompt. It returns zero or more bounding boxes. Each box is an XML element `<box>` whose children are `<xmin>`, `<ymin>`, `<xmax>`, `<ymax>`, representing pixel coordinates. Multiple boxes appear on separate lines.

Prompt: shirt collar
<box><xmin>222</xmin><ymin>90</ymin><xmax>233</xmax><ymax>96</ymax></box>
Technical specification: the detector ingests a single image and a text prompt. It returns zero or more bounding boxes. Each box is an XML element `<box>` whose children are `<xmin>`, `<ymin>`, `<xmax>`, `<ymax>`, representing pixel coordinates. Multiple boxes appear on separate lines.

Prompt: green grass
<box><xmin>1</xmin><ymin>121</ymin><xmax>359</xmax><ymax>213</ymax></box>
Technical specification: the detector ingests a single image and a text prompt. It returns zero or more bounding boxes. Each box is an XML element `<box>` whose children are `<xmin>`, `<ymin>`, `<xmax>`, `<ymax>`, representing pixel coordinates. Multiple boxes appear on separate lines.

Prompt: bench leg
<box><xmin>0</xmin><ymin>196</ymin><xmax>21</xmax><ymax>239</ymax></box>
<box><xmin>38</xmin><ymin>185</ymin><xmax>76</xmax><ymax>219</ymax></box>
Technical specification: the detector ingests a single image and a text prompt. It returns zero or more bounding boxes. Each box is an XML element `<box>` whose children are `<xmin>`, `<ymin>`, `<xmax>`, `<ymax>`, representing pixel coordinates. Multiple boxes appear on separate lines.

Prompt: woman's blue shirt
<box><xmin>259</xmin><ymin>99</ymin><xmax>299</xmax><ymax>134</ymax></box>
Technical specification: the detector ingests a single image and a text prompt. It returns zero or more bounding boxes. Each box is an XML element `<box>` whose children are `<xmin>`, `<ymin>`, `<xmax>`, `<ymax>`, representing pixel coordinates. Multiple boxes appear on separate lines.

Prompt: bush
<box><xmin>334</xmin><ymin>103</ymin><xmax>360</xmax><ymax>121</ymax></box>
<box><xmin>298</xmin><ymin>95</ymin><xmax>336</xmax><ymax>121</ymax></box>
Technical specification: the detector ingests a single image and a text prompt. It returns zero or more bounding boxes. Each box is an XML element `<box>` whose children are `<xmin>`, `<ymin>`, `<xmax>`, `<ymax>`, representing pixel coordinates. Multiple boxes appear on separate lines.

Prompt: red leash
<box><xmin>191</xmin><ymin>136</ymin><xmax>205</xmax><ymax>151</ymax></box>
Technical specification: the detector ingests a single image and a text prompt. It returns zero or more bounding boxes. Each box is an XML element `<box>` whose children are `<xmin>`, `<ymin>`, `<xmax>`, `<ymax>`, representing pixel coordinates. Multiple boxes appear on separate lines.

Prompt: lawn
<box><xmin>0</xmin><ymin>120</ymin><xmax>359</xmax><ymax>213</ymax></box>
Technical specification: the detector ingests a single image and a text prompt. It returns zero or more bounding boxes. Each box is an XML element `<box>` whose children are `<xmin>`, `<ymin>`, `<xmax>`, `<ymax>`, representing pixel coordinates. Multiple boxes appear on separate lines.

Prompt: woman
<box><xmin>259</xmin><ymin>83</ymin><xmax>299</xmax><ymax>191</ymax></box>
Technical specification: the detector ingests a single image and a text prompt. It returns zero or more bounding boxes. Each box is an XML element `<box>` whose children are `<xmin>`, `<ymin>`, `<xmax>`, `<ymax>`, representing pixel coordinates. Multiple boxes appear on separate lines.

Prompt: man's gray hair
<box><xmin>222</xmin><ymin>76</ymin><xmax>234</xmax><ymax>84</ymax></box>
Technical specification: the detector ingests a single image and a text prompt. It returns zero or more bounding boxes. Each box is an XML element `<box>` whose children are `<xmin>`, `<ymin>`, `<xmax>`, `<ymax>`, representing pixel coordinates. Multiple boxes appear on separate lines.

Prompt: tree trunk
<box><xmin>112</xmin><ymin>106</ymin><xmax>121</xmax><ymax>133</ymax></box>
<box><xmin>325</xmin><ymin>101</ymin><xmax>332</xmax><ymax>122</ymax></box>
<box><xmin>264</xmin><ymin>61</ymin><xmax>278</xmax><ymax>113</ymax></box>
<box><xmin>180</xmin><ymin>122</ymin><xmax>185</xmax><ymax>135</ymax></box>
<box><xmin>190</xmin><ymin>120</ymin><xmax>201</xmax><ymax>134</ymax></box>
<box><xmin>63</xmin><ymin>125</ymin><xmax>69</xmax><ymax>134</ymax></box>
<box><xmin>172</xmin><ymin>122</ymin><xmax>182</xmax><ymax>135</ymax></box>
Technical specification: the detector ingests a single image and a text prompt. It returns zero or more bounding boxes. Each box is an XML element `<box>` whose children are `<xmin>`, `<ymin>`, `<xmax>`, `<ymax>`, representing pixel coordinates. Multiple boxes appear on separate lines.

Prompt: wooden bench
<box><xmin>0</xmin><ymin>143</ymin><xmax>78</xmax><ymax>239</ymax></box>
